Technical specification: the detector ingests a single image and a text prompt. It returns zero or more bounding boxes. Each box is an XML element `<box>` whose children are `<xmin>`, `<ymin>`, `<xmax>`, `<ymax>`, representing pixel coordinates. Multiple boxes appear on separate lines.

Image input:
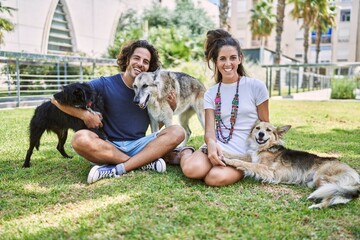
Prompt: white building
<box><xmin>0</xmin><ymin>0</ymin><xmax>219</xmax><ymax>58</ymax></box>
<box><xmin>230</xmin><ymin>0</ymin><xmax>360</xmax><ymax>64</ymax></box>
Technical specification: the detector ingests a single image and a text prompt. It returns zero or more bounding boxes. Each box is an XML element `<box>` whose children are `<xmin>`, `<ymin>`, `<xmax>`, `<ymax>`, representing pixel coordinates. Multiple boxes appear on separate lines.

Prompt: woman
<box><xmin>178</xmin><ymin>29</ymin><xmax>269</xmax><ymax>186</ymax></box>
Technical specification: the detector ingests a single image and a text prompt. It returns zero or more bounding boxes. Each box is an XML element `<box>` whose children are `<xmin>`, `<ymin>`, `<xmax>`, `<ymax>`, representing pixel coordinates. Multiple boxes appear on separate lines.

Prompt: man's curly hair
<box><xmin>116</xmin><ymin>40</ymin><xmax>161</xmax><ymax>72</ymax></box>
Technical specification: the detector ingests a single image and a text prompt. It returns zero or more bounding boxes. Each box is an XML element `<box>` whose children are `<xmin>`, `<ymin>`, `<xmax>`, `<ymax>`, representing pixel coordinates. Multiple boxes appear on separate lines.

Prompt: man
<box><xmin>52</xmin><ymin>40</ymin><xmax>188</xmax><ymax>184</ymax></box>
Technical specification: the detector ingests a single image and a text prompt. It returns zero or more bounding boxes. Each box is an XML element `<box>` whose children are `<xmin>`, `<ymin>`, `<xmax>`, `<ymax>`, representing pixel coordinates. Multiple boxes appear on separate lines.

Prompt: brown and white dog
<box><xmin>223</xmin><ymin>121</ymin><xmax>359</xmax><ymax>209</ymax></box>
<box><xmin>133</xmin><ymin>70</ymin><xmax>205</xmax><ymax>145</ymax></box>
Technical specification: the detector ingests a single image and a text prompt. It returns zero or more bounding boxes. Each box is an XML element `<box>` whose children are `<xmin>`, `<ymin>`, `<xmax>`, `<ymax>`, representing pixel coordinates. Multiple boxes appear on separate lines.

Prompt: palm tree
<box><xmin>289</xmin><ymin>0</ymin><xmax>319</xmax><ymax>64</ymax></box>
<box><xmin>249</xmin><ymin>0</ymin><xmax>276</xmax><ymax>64</ymax></box>
<box><xmin>0</xmin><ymin>2</ymin><xmax>16</xmax><ymax>45</ymax></box>
<box><xmin>314</xmin><ymin>1</ymin><xmax>336</xmax><ymax>63</ymax></box>
<box><xmin>289</xmin><ymin>0</ymin><xmax>320</xmax><ymax>89</ymax></box>
<box><xmin>274</xmin><ymin>0</ymin><xmax>286</xmax><ymax>90</ymax></box>
<box><xmin>219</xmin><ymin>0</ymin><xmax>230</xmax><ymax>30</ymax></box>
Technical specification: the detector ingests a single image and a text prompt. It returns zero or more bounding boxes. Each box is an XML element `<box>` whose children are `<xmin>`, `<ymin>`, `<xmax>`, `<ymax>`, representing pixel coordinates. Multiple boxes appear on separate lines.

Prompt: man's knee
<box><xmin>71</xmin><ymin>130</ymin><xmax>91</xmax><ymax>152</ymax></box>
<box><xmin>164</xmin><ymin>125</ymin><xmax>186</xmax><ymax>144</ymax></box>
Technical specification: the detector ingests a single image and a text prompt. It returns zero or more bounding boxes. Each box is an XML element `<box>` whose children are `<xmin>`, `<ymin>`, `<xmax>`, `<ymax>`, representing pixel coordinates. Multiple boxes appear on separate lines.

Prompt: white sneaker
<box><xmin>140</xmin><ymin>158</ymin><xmax>166</xmax><ymax>173</ymax></box>
<box><xmin>87</xmin><ymin>165</ymin><xmax>120</xmax><ymax>184</ymax></box>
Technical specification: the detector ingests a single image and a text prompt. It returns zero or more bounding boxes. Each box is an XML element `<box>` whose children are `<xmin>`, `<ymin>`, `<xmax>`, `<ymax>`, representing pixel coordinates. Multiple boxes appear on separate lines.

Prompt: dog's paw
<box><xmin>308</xmin><ymin>203</ymin><xmax>322</xmax><ymax>209</ymax></box>
<box><xmin>222</xmin><ymin>157</ymin><xmax>237</xmax><ymax>166</ymax></box>
<box><xmin>236</xmin><ymin>166</ymin><xmax>247</xmax><ymax>172</ymax></box>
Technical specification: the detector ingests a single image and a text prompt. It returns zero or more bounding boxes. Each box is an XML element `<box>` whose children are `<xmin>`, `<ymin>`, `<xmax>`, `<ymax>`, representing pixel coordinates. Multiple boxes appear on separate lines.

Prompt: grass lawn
<box><xmin>0</xmin><ymin>100</ymin><xmax>359</xmax><ymax>239</ymax></box>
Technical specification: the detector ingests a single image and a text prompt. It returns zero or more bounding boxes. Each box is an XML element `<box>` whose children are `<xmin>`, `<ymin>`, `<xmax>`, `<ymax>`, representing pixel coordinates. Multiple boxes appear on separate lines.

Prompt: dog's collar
<box><xmin>267</xmin><ymin>145</ymin><xmax>284</xmax><ymax>153</ymax></box>
<box><xmin>86</xmin><ymin>101</ymin><xmax>93</xmax><ymax>108</ymax></box>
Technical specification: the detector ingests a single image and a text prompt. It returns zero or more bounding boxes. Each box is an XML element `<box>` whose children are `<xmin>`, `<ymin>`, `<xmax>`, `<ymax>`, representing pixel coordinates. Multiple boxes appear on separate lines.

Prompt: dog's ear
<box><xmin>250</xmin><ymin>120</ymin><xmax>261</xmax><ymax>132</ymax></box>
<box><xmin>153</xmin><ymin>70</ymin><xmax>162</xmax><ymax>87</ymax></box>
<box><xmin>73</xmin><ymin>88</ymin><xmax>86</xmax><ymax>103</ymax></box>
<box><xmin>277</xmin><ymin>125</ymin><xmax>291</xmax><ymax>138</ymax></box>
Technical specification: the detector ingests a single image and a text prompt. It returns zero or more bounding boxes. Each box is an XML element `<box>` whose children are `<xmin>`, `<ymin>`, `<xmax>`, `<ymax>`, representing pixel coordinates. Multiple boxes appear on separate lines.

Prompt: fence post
<box><xmin>278</xmin><ymin>67</ymin><xmax>281</xmax><ymax>96</ymax></box>
<box><xmin>287</xmin><ymin>67</ymin><xmax>291</xmax><ymax>97</ymax></box>
<box><xmin>80</xmin><ymin>61</ymin><xmax>83</xmax><ymax>82</ymax></box>
<box><xmin>16</xmin><ymin>58</ymin><xmax>20</xmax><ymax>107</ymax></box>
<box><xmin>296</xmin><ymin>68</ymin><xmax>299</xmax><ymax>93</ymax></box>
<box><xmin>64</xmin><ymin>62</ymin><xmax>68</xmax><ymax>85</ymax></box>
<box><xmin>92</xmin><ymin>62</ymin><xmax>95</xmax><ymax>79</ymax></box>
<box><xmin>57</xmin><ymin>61</ymin><xmax>60</xmax><ymax>90</ymax></box>
<box><xmin>6</xmin><ymin>60</ymin><xmax>10</xmax><ymax>96</ymax></box>
<box><xmin>269</xmin><ymin>67</ymin><xmax>272</xmax><ymax>97</ymax></box>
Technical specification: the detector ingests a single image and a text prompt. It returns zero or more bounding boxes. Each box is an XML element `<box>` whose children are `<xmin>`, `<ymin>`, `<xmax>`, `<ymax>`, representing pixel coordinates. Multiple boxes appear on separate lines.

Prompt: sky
<box><xmin>208</xmin><ymin>0</ymin><xmax>219</xmax><ymax>6</ymax></box>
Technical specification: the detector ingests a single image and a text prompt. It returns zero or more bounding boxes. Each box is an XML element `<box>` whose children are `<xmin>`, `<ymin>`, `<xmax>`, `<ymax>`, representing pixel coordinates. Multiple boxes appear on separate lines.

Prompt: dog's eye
<box><xmin>256</xmin><ymin>127</ymin><xmax>260</xmax><ymax>130</ymax></box>
<box><xmin>143</xmin><ymin>84</ymin><xmax>148</xmax><ymax>88</ymax></box>
<box><xmin>133</xmin><ymin>85</ymin><xmax>137</xmax><ymax>89</ymax></box>
<box><xmin>266</xmin><ymin>128</ymin><xmax>272</xmax><ymax>132</ymax></box>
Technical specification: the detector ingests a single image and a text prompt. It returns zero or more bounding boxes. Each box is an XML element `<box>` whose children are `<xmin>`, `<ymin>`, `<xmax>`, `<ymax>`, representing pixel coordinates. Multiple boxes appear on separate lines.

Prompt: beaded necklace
<box><xmin>214</xmin><ymin>78</ymin><xmax>240</xmax><ymax>143</ymax></box>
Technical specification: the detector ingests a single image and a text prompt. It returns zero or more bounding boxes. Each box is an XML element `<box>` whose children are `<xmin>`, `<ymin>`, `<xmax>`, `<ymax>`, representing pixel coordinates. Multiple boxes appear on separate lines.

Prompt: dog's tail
<box><xmin>308</xmin><ymin>173</ymin><xmax>360</xmax><ymax>205</ymax></box>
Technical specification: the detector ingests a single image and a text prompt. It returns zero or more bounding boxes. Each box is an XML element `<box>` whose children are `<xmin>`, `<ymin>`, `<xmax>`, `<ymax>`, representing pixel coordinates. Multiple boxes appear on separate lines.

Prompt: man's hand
<box><xmin>166</xmin><ymin>90</ymin><xmax>177</xmax><ymax>111</ymax></box>
<box><xmin>51</xmin><ymin>98</ymin><xmax>103</xmax><ymax>129</ymax></box>
<box><xmin>82</xmin><ymin>111</ymin><xmax>103</xmax><ymax>129</ymax></box>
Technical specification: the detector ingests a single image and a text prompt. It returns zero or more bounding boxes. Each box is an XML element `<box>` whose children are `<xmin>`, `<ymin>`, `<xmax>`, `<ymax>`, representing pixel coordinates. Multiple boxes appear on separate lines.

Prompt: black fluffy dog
<box><xmin>23</xmin><ymin>82</ymin><xmax>106</xmax><ymax>168</ymax></box>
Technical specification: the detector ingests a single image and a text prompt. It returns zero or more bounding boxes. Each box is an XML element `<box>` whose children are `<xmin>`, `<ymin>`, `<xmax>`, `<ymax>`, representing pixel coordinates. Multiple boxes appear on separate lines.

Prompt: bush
<box><xmin>330</xmin><ymin>78</ymin><xmax>356</xmax><ymax>99</ymax></box>
<box><xmin>168</xmin><ymin>61</ymin><xmax>213</xmax><ymax>87</ymax></box>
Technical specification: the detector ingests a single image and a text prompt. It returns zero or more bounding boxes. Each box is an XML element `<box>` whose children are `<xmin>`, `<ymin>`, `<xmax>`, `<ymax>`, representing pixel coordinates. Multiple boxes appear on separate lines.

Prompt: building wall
<box><xmin>230</xmin><ymin>0</ymin><xmax>360</xmax><ymax>64</ymax></box>
<box><xmin>0</xmin><ymin>0</ymin><xmax>219</xmax><ymax>58</ymax></box>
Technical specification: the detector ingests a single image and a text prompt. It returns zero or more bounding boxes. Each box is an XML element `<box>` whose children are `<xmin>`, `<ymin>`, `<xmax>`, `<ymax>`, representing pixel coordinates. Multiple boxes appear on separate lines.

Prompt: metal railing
<box><xmin>1</xmin><ymin>50</ymin><xmax>359</xmax><ymax>108</ymax></box>
<box><xmin>262</xmin><ymin>62</ymin><xmax>360</xmax><ymax>97</ymax></box>
<box><xmin>0</xmin><ymin>51</ymin><xmax>118</xmax><ymax>108</ymax></box>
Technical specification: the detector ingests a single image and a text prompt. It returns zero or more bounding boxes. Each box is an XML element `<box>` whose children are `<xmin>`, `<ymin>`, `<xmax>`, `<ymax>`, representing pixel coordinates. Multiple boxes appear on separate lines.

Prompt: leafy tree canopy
<box><xmin>107</xmin><ymin>0</ymin><xmax>215</xmax><ymax>68</ymax></box>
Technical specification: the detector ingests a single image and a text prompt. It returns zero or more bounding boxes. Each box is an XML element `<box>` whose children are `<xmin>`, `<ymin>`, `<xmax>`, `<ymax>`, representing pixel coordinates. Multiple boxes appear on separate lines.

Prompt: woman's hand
<box><xmin>207</xmin><ymin>141</ymin><xmax>226</xmax><ymax>167</ymax></box>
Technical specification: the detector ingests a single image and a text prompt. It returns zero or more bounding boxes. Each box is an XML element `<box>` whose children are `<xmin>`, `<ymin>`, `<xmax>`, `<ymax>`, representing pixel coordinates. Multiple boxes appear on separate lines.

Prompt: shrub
<box><xmin>330</xmin><ymin>78</ymin><xmax>356</xmax><ymax>99</ymax></box>
<box><xmin>168</xmin><ymin>61</ymin><xmax>212</xmax><ymax>86</ymax></box>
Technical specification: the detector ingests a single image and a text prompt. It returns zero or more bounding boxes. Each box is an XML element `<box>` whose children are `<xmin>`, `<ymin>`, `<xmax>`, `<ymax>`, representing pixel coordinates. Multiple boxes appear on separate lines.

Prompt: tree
<box><xmin>249</xmin><ymin>0</ymin><xmax>276</xmax><ymax>64</ymax></box>
<box><xmin>289</xmin><ymin>0</ymin><xmax>319</xmax><ymax>64</ymax></box>
<box><xmin>0</xmin><ymin>1</ymin><xmax>16</xmax><ymax>45</ymax></box>
<box><xmin>273</xmin><ymin>0</ymin><xmax>286</xmax><ymax>90</ymax></box>
<box><xmin>107</xmin><ymin>0</ymin><xmax>215</xmax><ymax>68</ymax></box>
<box><xmin>107</xmin><ymin>9</ymin><xmax>142</xmax><ymax>58</ymax></box>
<box><xmin>172</xmin><ymin>0</ymin><xmax>213</xmax><ymax>36</ymax></box>
<box><xmin>314</xmin><ymin>1</ymin><xmax>336</xmax><ymax>63</ymax></box>
<box><xmin>219</xmin><ymin>0</ymin><xmax>230</xmax><ymax>30</ymax></box>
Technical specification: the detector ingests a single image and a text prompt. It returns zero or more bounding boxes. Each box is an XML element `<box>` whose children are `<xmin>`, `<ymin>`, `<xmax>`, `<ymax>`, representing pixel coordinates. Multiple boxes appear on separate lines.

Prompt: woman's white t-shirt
<box><xmin>204</xmin><ymin>76</ymin><xmax>269</xmax><ymax>155</ymax></box>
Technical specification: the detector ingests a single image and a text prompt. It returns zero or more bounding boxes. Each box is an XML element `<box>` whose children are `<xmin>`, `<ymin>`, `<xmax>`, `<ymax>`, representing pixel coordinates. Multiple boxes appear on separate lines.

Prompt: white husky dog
<box><xmin>133</xmin><ymin>69</ymin><xmax>205</xmax><ymax>145</ymax></box>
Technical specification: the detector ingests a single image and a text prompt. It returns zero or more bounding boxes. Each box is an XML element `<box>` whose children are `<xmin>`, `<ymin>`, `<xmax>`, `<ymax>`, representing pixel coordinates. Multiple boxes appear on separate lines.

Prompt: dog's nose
<box><xmin>133</xmin><ymin>97</ymin><xmax>139</xmax><ymax>104</ymax></box>
<box><xmin>258</xmin><ymin>132</ymin><xmax>264</xmax><ymax>138</ymax></box>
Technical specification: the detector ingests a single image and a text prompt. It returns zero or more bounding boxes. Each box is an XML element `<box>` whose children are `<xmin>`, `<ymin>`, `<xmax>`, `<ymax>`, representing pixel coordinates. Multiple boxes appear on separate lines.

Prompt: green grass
<box><xmin>0</xmin><ymin>100</ymin><xmax>359</xmax><ymax>239</ymax></box>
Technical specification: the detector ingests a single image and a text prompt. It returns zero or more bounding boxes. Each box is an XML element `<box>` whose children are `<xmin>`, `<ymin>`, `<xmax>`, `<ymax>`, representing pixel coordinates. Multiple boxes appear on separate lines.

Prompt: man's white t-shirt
<box><xmin>204</xmin><ymin>76</ymin><xmax>269</xmax><ymax>155</ymax></box>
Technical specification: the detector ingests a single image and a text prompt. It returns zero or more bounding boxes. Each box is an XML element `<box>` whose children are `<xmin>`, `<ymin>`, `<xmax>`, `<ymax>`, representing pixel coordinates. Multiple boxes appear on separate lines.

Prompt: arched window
<box><xmin>47</xmin><ymin>1</ymin><xmax>73</xmax><ymax>54</ymax></box>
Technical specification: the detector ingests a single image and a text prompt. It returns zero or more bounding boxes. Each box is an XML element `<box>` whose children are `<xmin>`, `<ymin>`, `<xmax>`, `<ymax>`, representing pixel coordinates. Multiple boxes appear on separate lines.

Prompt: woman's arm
<box><xmin>51</xmin><ymin>98</ymin><xmax>103</xmax><ymax>128</ymax></box>
<box><xmin>204</xmin><ymin>109</ymin><xmax>226</xmax><ymax>167</ymax></box>
<box><xmin>257</xmin><ymin>100</ymin><xmax>269</xmax><ymax>122</ymax></box>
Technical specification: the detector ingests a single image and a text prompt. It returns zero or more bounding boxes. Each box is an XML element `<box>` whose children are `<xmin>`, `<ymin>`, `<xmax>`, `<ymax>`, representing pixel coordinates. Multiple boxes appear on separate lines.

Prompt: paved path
<box><xmin>271</xmin><ymin>88</ymin><xmax>331</xmax><ymax>101</ymax></box>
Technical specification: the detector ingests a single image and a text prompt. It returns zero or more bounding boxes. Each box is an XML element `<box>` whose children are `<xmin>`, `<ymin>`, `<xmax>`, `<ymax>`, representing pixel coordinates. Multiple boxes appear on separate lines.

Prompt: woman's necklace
<box><xmin>214</xmin><ymin>78</ymin><xmax>240</xmax><ymax>143</ymax></box>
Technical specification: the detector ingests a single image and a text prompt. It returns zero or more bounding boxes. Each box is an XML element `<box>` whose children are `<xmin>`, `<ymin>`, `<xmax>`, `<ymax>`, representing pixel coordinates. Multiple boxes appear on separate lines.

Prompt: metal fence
<box><xmin>1</xmin><ymin>50</ymin><xmax>360</xmax><ymax>108</ymax></box>
<box><xmin>0</xmin><ymin>51</ymin><xmax>118</xmax><ymax>108</ymax></box>
<box><xmin>262</xmin><ymin>62</ymin><xmax>360</xmax><ymax>97</ymax></box>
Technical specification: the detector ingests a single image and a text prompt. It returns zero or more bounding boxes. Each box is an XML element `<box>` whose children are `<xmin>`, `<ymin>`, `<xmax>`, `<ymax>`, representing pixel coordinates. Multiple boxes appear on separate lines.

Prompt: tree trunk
<box><xmin>302</xmin><ymin>24</ymin><xmax>310</xmax><ymax>89</ymax></box>
<box><xmin>274</xmin><ymin>0</ymin><xmax>286</xmax><ymax>91</ymax></box>
<box><xmin>303</xmin><ymin>24</ymin><xmax>310</xmax><ymax>64</ymax></box>
<box><xmin>219</xmin><ymin>0</ymin><xmax>230</xmax><ymax>30</ymax></box>
<box><xmin>315</xmin><ymin>25</ymin><xmax>322</xmax><ymax>64</ymax></box>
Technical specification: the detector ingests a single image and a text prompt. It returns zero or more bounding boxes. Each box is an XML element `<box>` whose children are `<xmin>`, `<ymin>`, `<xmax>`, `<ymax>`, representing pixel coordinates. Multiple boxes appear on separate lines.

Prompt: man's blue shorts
<box><xmin>109</xmin><ymin>131</ymin><xmax>158</xmax><ymax>157</ymax></box>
